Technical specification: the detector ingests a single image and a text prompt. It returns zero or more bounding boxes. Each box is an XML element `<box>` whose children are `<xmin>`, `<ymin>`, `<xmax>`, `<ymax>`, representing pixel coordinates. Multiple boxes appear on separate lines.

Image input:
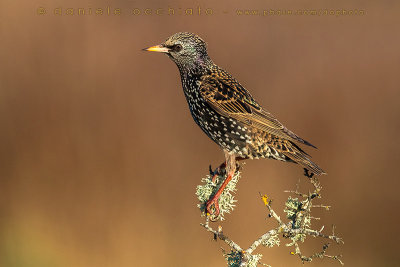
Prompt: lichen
<box><xmin>196</xmin><ymin>171</ymin><xmax>241</xmax><ymax>221</ymax></box>
<box><xmin>262</xmin><ymin>233</ymin><xmax>281</xmax><ymax>248</ymax></box>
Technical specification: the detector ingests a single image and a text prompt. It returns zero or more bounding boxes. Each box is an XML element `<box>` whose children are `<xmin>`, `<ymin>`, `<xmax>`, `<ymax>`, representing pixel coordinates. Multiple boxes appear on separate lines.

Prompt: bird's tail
<box><xmin>284</xmin><ymin>142</ymin><xmax>326</xmax><ymax>176</ymax></box>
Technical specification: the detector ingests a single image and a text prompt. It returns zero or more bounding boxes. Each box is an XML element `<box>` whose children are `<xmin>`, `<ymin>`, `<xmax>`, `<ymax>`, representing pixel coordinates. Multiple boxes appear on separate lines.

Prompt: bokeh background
<box><xmin>1</xmin><ymin>0</ymin><xmax>399</xmax><ymax>266</ymax></box>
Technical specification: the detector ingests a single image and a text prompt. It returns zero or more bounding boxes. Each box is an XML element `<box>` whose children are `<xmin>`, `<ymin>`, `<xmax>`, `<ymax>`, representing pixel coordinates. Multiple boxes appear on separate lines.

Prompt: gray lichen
<box><xmin>262</xmin><ymin>233</ymin><xmax>280</xmax><ymax>248</ymax></box>
<box><xmin>196</xmin><ymin>171</ymin><xmax>241</xmax><ymax>221</ymax></box>
<box><xmin>198</xmin><ymin>173</ymin><xmax>344</xmax><ymax>266</ymax></box>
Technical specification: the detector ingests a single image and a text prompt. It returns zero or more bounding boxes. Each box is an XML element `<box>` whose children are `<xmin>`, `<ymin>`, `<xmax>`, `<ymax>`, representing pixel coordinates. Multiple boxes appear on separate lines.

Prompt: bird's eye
<box><xmin>172</xmin><ymin>44</ymin><xmax>183</xmax><ymax>52</ymax></box>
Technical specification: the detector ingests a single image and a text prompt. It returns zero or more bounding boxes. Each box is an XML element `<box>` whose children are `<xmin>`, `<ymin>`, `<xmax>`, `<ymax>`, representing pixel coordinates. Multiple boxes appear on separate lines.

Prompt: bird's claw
<box><xmin>206</xmin><ymin>197</ymin><xmax>220</xmax><ymax>221</ymax></box>
<box><xmin>210</xmin><ymin>165</ymin><xmax>226</xmax><ymax>183</ymax></box>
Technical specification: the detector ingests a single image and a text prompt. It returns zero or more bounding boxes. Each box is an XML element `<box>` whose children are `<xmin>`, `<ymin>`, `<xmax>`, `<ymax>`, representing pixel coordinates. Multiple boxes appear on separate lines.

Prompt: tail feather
<box><xmin>283</xmin><ymin>127</ymin><xmax>317</xmax><ymax>149</ymax></box>
<box><xmin>284</xmin><ymin>142</ymin><xmax>326</xmax><ymax>176</ymax></box>
<box><xmin>300</xmin><ymin>157</ymin><xmax>326</xmax><ymax>175</ymax></box>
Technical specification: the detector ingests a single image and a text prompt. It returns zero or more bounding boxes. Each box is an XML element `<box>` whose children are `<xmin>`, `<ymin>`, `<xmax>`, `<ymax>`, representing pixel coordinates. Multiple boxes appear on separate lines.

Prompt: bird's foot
<box><xmin>304</xmin><ymin>168</ymin><xmax>314</xmax><ymax>178</ymax></box>
<box><xmin>206</xmin><ymin>196</ymin><xmax>220</xmax><ymax>221</ymax></box>
<box><xmin>235</xmin><ymin>162</ymin><xmax>242</xmax><ymax>172</ymax></box>
<box><xmin>209</xmin><ymin>163</ymin><xmax>226</xmax><ymax>183</ymax></box>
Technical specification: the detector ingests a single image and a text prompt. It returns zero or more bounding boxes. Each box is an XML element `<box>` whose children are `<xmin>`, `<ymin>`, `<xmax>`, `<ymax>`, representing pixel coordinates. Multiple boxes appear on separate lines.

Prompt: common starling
<box><xmin>143</xmin><ymin>32</ymin><xmax>326</xmax><ymax>217</ymax></box>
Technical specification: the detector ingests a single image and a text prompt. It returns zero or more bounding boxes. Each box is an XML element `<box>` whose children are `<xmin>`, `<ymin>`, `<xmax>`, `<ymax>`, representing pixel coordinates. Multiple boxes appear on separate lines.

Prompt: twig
<box><xmin>196</xmin><ymin>168</ymin><xmax>344</xmax><ymax>266</ymax></box>
<box><xmin>246</xmin><ymin>228</ymin><xmax>280</xmax><ymax>255</ymax></box>
<box><xmin>200</xmin><ymin>217</ymin><xmax>243</xmax><ymax>252</ymax></box>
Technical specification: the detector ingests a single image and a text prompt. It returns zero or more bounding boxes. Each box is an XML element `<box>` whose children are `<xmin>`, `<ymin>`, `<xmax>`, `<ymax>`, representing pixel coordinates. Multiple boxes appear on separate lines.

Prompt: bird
<box><xmin>143</xmin><ymin>32</ymin><xmax>326</xmax><ymax>218</ymax></box>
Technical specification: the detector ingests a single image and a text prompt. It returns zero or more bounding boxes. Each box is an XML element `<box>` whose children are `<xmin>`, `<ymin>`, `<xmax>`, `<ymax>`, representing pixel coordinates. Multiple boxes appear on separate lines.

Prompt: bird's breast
<box><xmin>180</xmin><ymin>75</ymin><xmax>253</xmax><ymax>156</ymax></box>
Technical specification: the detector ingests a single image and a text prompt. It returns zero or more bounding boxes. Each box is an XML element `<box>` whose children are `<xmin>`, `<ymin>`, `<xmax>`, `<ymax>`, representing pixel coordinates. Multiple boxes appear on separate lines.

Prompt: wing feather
<box><xmin>199</xmin><ymin>69</ymin><xmax>316</xmax><ymax>148</ymax></box>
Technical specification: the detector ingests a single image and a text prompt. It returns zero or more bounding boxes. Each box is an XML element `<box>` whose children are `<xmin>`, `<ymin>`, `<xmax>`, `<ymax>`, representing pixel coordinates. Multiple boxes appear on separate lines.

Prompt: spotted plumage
<box><xmin>143</xmin><ymin>32</ymin><xmax>326</xmax><ymax>217</ymax></box>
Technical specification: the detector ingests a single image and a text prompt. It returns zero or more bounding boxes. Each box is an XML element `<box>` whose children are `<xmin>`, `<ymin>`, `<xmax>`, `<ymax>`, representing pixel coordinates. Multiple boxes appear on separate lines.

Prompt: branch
<box><xmin>200</xmin><ymin>217</ymin><xmax>243</xmax><ymax>253</ymax></box>
<box><xmin>196</xmin><ymin>166</ymin><xmax>344</xmax><ymax>266</ymax></box>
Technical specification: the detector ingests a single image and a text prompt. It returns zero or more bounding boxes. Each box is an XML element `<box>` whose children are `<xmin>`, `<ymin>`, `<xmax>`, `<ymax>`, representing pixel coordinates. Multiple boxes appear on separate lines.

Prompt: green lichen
<box><xmin>225</xmin><ymin>250</ymin><xmax>242</xmax><ymax>267</ymax></box>
<box><xmin>224</xmin><ymin>250</ymin><xmax>263</xmax><ymax>267</ymax></box>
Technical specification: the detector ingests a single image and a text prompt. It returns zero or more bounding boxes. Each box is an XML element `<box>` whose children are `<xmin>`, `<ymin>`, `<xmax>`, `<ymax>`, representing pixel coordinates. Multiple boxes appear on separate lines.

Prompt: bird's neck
<box><xmin>176</xmin><ymin>55</ymin><xmax>214</xmax><ymax>77</ymax></box>
<box><xmin>178</xmin><ymin>62</ymin><xmax>213</xmax><ymax>105</ymax></box>
<box><xmin>178</xmin><ymin>65</ymin><xmax>206</xmax><ymax>78</ymax></box>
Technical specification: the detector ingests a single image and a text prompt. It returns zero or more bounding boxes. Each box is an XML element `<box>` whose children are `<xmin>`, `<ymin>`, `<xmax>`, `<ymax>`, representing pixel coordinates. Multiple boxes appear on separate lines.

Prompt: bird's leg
<box><xmin>206</xmin><ymin>171</ymin><xmax>234</xmax><ymax>219</ymax></box>
<box><xmin>209</xmin><ymin>156</ymin><xmax>246</xmax><ymax>183</ymax></box>
<box><xmin>206</xmin><ymin>152</ymin><xmax>236</xmax><ymax>219</ymax></box>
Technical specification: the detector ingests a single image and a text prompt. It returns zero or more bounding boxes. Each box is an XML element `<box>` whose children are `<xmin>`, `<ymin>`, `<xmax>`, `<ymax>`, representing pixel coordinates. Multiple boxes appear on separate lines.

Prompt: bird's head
<box><xmin>143</xmin><ymin>32</ymin><xmax>212</xmax><ymax>70</ymax></box>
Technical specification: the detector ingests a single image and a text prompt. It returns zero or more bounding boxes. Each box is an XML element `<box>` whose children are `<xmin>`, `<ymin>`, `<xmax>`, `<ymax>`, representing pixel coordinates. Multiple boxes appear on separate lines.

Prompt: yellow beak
<box><xmin>142</xmin><ymin>45</ymin><xmax>170</xmax><ymax>53</ymax></box>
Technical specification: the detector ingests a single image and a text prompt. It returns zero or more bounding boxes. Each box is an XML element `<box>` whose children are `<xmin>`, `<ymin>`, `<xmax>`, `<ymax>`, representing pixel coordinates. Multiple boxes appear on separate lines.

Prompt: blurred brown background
<box><xmin>1</xmin><ymin>0</ymin><xmax>399</xmax><ymax>266</ymax></box>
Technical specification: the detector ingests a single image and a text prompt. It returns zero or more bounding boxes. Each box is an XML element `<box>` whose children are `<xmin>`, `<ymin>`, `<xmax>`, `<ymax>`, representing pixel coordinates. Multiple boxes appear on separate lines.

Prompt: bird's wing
<box><xmin>199</xmin><ymin>69</ymin><xmax>316</xmax><ymax>148</ymax></box>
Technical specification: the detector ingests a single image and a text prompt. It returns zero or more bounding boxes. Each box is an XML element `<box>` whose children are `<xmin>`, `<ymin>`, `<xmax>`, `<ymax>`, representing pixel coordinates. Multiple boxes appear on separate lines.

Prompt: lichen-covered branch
<box><xmin>196</xmin><ymin>166</ymin><xmax>344</xmax><ymax>266</ymax></box>
<box><xmin>200</xmin><ymin>217</ymin><xmax>243</xmax><ymax>253</ymax></box>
